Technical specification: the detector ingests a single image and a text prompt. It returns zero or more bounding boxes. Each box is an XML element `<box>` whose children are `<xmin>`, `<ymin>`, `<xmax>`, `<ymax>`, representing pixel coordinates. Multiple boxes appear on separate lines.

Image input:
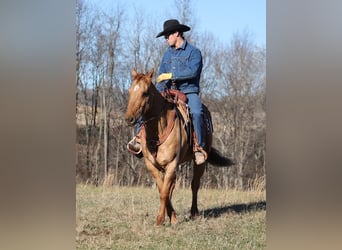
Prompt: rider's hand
<box><xmin>156</xmin><ymin>73</ymin><xmax>172</xmax><ymax>83</ymax></box>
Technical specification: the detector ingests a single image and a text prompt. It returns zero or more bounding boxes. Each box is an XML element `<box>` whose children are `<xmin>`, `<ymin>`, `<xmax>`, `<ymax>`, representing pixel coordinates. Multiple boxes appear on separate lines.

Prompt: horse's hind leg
<box><xmin>191</xmin><ymin>163</ymin><xmax>205</xmax><ymax>218</ymax></box>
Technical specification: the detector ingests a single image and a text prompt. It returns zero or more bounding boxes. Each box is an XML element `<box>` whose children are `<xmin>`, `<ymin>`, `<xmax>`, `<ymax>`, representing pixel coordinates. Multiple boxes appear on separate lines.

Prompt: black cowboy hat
<box><xmin>156</xmin><ymin>19</ymin><xmax>191</xmax><ymax>38</ymax></box>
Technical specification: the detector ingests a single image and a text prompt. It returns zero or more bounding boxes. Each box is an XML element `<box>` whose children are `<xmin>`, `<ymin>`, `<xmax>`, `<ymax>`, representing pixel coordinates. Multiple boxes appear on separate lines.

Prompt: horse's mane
<box><xmin>134</xmin><ymin>73</ymin><xmax>147</xmax><ymax>81</ymax></box>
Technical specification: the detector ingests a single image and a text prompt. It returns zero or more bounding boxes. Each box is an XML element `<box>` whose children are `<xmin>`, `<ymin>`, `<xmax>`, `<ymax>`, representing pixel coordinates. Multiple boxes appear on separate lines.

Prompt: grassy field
<box><xmin>76</xmin><ymin>184</ymin><xmax>266</xmax><ymax>249</ymax></box>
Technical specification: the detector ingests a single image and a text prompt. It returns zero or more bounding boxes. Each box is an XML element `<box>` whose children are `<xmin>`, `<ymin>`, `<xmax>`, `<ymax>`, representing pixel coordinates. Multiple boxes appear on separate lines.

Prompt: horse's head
<box><xmin>125</xmin><ymin>69</ymin><xmax>154</xmax><ymax>126</ymax></box>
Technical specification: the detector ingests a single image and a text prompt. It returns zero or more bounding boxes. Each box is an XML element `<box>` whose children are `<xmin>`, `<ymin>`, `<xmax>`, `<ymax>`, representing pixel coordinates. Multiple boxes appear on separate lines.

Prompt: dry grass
<box><xmin>76</xmin><ymin>184</ymin><xmax>266</xmax><ymax>249</ymax></box>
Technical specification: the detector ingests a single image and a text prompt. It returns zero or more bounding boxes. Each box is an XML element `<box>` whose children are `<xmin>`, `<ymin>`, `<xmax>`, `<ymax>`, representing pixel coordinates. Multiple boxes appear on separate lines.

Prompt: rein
<box><xmin>144</xmin><ymin>108</ymin><xmax>177</xmax><ymax>146</ymax></box>
<box><xmin>140</xmin><ymin>101</ymin><xmax>178</xmax><ymax>161</ymax></box>
<box><xmin>174</xmin><ymin>106</ymin><xmax>182</xmax><ymax>165</ymax></box>
<box><xmin>142</xmin><ymin>113</ymin><xmax>162</xmax><ymax>125</ymax></box>
<box><xmin>139</xmin><ymin>84</ymin><xmax>185</xmax><ymax>162</ymax></box>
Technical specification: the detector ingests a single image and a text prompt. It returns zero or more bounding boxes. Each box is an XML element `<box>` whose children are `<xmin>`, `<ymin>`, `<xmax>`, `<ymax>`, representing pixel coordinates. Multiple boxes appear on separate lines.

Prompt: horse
<box><xmin>125</xmin><ymin>69</ymin><xmax>234</xmax><ymax>226</ymax></box>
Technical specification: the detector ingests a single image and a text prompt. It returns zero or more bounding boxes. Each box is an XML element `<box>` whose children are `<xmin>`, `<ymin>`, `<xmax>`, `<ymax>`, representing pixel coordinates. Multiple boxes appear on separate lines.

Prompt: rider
<box><xmin>127</xmin><ymin>19</ymin><xmax>206</xmax><ymax>165</ymax></box>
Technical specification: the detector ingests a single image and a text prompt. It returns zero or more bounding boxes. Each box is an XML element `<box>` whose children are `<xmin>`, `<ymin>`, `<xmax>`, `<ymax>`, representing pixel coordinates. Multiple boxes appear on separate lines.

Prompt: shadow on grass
<box><xmin>202</xmin><ymin>201</ymin><xmax>266</xmax><ymax>218</ymax></box>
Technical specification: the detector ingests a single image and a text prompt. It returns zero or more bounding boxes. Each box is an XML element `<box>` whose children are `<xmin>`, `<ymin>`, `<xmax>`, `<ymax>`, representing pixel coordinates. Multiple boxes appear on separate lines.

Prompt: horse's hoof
<box><xmin>190</xmin><ymin>210</ymin><xmax>200</xmax><ymax>220</ymax></box>
<box><xmin>156</xmin><ymin>216</ymin><xmax>165</xmax><ymax>226</ymax></box>
<box><xmin>170</xmin><ymin>217</ymin><xmax>178</xmax><ymax>225</ymax></box>
<box><xmin>191</xmin><ymin>215</ymin><xmax>198</xmax><ymax>220</ymax></box>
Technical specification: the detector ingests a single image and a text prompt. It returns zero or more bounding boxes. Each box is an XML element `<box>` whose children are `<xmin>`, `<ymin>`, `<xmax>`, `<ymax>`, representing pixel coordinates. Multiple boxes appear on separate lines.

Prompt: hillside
<box><xmin>76</xmin><ymin>184</ymin><xmax>266</xmax><ymax>249</ymax></box>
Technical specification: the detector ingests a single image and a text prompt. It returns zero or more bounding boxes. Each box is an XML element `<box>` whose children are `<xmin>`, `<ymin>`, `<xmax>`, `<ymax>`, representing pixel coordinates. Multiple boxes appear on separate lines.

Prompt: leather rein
<box><xmin>139</xmin><ymin>89</ymin><xmax>186</xmax><ymax>162</ymax></box>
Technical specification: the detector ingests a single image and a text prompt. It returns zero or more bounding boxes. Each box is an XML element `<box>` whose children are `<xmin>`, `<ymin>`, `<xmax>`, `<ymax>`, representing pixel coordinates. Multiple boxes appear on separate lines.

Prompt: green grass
<box><xmin>76</xmin><ymin>184</ymin><xmax>266</xmax><ymax>249</ymax></box>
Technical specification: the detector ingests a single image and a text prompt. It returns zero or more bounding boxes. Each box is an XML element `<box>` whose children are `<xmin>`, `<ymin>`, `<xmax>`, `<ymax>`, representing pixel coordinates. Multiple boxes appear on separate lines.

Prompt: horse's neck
<box><xmin>143</xmin><ymin>87</ymin><xmax>173</xmax><ymax>137</ymax></box>
<box><xmin>142</xmin><ymin>84</ymin><xmax>163</xmax><ymax>115</ymax></box>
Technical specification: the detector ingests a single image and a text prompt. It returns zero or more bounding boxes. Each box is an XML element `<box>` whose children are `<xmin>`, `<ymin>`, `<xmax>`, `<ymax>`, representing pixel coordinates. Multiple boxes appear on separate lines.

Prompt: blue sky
<box><xmin>89</xmin><ymin>0</ymin><xmax>266</xmax><ymax>46</ymax></box>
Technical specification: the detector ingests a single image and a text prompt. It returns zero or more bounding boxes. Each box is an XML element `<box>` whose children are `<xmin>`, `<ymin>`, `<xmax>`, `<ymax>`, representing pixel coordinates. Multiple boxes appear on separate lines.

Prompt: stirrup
<box><xmin>127</xmin><ymin>137</ymin><xmax>142</xmax><ymax>155</ymax></box>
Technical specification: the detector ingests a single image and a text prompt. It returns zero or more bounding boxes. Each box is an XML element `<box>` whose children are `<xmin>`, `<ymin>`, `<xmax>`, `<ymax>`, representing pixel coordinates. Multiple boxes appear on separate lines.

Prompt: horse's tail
<box><xmin>207</xmin><ymin>147</ymin><xmax>235</xmax><ymax>167</ymax></box>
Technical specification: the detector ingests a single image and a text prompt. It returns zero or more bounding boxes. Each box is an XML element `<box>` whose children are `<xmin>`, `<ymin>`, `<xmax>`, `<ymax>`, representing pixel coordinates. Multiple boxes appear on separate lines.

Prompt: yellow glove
<box><xmin>156</xmin><ymin>73</ymin><xmax>172</xmax><ymax>83</ymax></box>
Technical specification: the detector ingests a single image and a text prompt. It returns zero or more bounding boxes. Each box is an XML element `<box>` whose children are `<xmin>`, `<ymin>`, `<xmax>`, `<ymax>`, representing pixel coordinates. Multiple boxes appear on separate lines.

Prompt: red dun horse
<box><xmin>125</xmin><ymin>69</ymin><xmax>234</xmax><ymax>225</ymax></box>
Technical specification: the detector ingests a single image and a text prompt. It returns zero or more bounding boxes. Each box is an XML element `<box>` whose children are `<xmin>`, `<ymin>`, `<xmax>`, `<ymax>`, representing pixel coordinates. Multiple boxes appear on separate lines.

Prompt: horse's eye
<box><xmin>142</xmin><ymin>91</ymin><xmax>148</xmax><ymax>97</ymax></box>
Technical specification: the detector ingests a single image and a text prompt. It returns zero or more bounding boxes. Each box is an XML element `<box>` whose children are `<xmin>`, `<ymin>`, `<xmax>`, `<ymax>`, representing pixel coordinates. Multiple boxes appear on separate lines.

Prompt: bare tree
<box><xmin>76</xmin><ymin>0</ymin><xmax>101</xmax><ymax>181</ymax></box>
<box><xmin>101</xmin><ymin>9</ymin><xmax>124</xmax><ymax>178</ymax></box>
<box><xmin>174</xmin><ymin>0</ymin><xmax>197</xmax><ymax>40</ymax></box>
<box><xmin>213</xmin><ymin>31</ymin><xmax>266</xmax><ymax>189</ymax></box>
<box><xmin>197</xmin><ymin>31</ymin><xmax>219</xmax><ymax>96</ymax></box>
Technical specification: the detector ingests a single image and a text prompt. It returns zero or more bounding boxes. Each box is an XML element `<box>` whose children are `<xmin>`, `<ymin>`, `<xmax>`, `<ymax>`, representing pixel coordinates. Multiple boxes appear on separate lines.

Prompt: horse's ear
<box><xmin>146</xmin><ymin>69</ymin><xmax>154</xmax><ymax>79</ymax></box>
<box><xmin>132</xmin><ymin>69</ymin><xmax>137</xmax><ymax>78</ymax></box>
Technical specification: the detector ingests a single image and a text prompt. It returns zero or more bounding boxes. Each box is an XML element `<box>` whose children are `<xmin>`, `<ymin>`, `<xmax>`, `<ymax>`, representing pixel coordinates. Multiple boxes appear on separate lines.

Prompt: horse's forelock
<box><xmin>133</xmin><ymin>73</ymin><xmax>152</xmax><ymax>89</ymax></box>
<box><xmin>134</xmin><ymin>73</ymin><xmax>143</xmax><ymax>81</ymax></box>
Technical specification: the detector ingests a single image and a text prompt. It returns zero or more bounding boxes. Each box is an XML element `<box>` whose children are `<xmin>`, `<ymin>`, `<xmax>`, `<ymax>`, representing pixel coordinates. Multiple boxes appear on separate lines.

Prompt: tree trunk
<box><xmin>102</xmin><ymin>84</ymin><xmax>108</xmax><ymax>177</ymax></box>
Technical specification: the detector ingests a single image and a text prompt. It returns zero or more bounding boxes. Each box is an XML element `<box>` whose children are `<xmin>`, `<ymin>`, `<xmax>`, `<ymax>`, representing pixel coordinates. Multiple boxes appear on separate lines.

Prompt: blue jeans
<box><xmin>186</xmin><ymin>93</ymin><xmax>204</xmax><ymax>148</ymax></box>
<box><xmin>136</xmin><ymin>83</ymin><xmax>205</xmax><ymax>148</ymax></box>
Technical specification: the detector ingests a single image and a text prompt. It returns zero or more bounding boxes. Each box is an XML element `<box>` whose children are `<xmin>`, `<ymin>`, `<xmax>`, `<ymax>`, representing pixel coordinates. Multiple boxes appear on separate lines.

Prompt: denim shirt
<box><xmin>158</xmin><ymin>40</ymin><xmax>203</xmax><ymax>94</ymax></box>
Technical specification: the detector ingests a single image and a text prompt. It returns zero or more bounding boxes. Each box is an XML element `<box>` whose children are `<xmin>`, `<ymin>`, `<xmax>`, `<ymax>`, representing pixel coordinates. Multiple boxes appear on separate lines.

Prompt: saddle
<box><xmin>161</xmin><ymin>89</ymin><xmax>214</xmax><ymax>153</ymax></box>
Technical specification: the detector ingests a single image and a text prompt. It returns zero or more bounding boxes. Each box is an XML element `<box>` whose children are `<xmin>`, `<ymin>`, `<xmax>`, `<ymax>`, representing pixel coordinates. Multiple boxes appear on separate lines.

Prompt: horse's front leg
<box><xmin>144</xmin><ymin>160</ymin><xmax>165</xmax><ymax>222</ymax></box>
<box><xmin>157</xmin><ymin>167</ymin><xmax>177</xmax><ymax>226</ymax></box>
<box><xmin>191</xmin><ymin>163</ymin><xmax>205</xmax><ymax>218</ymax></box>
<box><xmin>166</xmin><ymin>174</ymin><xmax>177</xmax><ymax>224</ymax></box>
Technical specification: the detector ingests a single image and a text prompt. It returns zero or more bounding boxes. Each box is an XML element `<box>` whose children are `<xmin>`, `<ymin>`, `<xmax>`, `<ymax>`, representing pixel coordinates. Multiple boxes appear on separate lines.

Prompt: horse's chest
<box><xmin>143</xmin><ymin>143</ymin><xmax>176</xmax><ymax>167</ymax></box>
